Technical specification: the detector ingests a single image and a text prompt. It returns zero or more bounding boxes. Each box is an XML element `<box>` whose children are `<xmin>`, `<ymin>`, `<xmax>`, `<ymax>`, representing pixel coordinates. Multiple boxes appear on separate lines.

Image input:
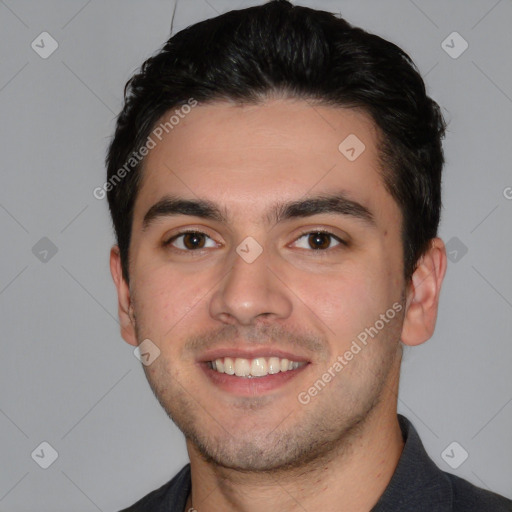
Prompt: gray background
<box><xmin>0</xmin><ymin>0</ymin><xmax>511</xmax><ymax>510</ymax></box>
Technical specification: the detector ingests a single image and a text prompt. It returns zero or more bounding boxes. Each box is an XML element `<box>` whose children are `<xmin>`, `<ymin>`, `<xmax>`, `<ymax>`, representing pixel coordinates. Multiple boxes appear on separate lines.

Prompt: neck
<box><xmin>185</xmin><ymin>406</ymin><xmax>404</xmax><ymax>512</ymax></box>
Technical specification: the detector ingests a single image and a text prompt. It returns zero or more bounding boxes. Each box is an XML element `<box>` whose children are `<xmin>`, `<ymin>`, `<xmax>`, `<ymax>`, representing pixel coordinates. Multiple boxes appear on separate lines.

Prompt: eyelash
<box><xmin>162</xmin><ymin>229</ymin><xmax>347</xmax><ymax>254</ymax></box>
<box><xmin>162</xmin><ymin>229</ymin><xmax>217</xmax><ymax>251</ymax></box>
<box><xmin>293</xmin><ymin>229</ymin><xmax>347</xmax><ymax>252</ymax></box>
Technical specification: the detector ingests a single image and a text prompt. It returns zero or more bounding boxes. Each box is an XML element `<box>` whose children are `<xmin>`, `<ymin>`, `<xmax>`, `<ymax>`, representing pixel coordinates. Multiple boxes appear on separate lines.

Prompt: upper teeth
<box><xmin>210</xmin><ymin>357</ymin><xmax>305</xmax><ymax>378</ymax></box>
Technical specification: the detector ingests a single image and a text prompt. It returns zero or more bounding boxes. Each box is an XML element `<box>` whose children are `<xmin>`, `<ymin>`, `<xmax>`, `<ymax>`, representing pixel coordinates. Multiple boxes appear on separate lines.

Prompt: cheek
<box><xmin>294</xmin><ymin>270</ymin><xmax>372</xmax><ymax>338</ymax></box>
<box><xmin>132</xmin><ymin>267</ymin><xmax>207</xmax><ymax>341</ymax></box>
<box><xmin>293</xmin><ymin>255</ymin><xmax>395</xmax><ymax>347</ymax></box>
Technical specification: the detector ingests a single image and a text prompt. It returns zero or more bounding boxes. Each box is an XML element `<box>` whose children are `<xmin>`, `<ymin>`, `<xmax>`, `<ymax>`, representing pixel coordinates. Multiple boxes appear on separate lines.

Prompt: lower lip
<box><xmin>200</xmin><ymin>363</ymin><xmax>309</xmax><ymax>395</ymax></box>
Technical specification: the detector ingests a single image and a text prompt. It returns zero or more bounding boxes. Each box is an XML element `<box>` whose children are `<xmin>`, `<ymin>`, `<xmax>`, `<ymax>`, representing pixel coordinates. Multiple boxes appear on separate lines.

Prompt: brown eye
<box><xmin>292</xmin><ymin>231</ymin><xmax>344</xmax><ymax>251</ymax></box>
<box><xmin>182</xmin><ymin>232</ymin><xmax>206</xmax><ymax>250</ymax></box>
<box><xmin>165</xmin><ymin>231</ymin><xmax>216</xmax><ymax>251</ymax></box>
<box><xmin>308</xmin><ymin>232</ymin><xmax>333</xmax><ymax>250</ymax></box>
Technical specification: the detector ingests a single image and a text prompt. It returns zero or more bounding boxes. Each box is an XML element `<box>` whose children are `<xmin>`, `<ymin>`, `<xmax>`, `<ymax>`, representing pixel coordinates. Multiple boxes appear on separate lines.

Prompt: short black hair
<box><xmin>106</xmin><ymin>0</ymin><xmax>446</xmax><ymax>284</ymax></box>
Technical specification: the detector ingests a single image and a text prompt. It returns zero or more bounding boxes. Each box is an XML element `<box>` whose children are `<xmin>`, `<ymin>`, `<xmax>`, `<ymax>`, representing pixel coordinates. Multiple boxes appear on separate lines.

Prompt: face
<box><xmin>118</xmin><ymin>99</ymin><xmax>409</xmax><ymax>471</ymax></box>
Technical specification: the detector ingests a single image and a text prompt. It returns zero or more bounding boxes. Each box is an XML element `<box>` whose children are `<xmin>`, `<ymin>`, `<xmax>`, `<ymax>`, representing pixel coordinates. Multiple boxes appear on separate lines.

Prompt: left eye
<box><xmin>167</xmin><ymin>232</ymin><xmax>217</xmax><ymax>250</ymax></box>
<box><xmin>292</xmin><ymin>232</ymin><xmax>343</xmax><ymax>250</ymax></box>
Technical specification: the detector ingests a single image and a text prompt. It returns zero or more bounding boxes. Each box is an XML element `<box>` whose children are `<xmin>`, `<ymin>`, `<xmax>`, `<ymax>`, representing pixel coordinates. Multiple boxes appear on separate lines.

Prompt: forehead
<box><xmin>132</xmin><ymin>99</ymin><xmax>398</xmax><ymax>229</ymax></box>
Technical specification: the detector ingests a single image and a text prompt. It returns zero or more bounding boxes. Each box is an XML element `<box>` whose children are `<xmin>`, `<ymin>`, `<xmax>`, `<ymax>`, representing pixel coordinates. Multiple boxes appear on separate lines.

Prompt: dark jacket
<box><xmin>120</xmin><ymin>415</ymin><xmax>512</xmax><ymax>511</ymax></box>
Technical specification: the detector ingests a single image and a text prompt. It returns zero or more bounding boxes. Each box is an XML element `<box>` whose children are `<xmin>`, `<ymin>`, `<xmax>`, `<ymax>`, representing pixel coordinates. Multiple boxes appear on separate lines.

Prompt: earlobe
<box><xmin>109</xmin><ymin>245</ymin><xmax>138</xmax><ymax>347</ymax></box>
<box><xmin>401</xmin><ymin>238</ymin><xmax>447</xmax><ymax>347</ymax></box>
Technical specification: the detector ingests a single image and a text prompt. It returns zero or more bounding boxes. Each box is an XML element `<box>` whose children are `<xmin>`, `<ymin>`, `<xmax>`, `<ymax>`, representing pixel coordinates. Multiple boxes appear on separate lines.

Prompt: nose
<box><xmin>209</xmin><ymin>245</ymin><xmax>293</xmax><ymax>326</ymax></box>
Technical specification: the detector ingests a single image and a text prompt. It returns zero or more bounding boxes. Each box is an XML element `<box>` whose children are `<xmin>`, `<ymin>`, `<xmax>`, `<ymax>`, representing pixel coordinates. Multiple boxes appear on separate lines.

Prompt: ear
<box><xmin>401</xmin><ymin>237</ymin><xmax>447</xmax><ymax>347</ymax></box>
<box><xmin>110</xmin><ymin>245</ymin><xmax>138</xmax><ymax>346</ymax></box>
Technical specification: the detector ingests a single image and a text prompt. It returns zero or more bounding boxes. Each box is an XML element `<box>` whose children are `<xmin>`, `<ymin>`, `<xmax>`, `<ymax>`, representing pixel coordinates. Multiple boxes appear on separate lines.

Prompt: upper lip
<box><xmin>198</xmin><ymin>347</ymin><xmax>311</xmax><ymax>363</ymax></box>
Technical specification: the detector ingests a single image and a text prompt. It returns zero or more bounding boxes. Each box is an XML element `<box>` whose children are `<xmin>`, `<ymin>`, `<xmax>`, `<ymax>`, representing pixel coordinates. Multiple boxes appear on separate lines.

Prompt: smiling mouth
<box><xmin>207</xmin><ymin>356</ymin><xmax>308</xmax><ymax>378</ymax></box>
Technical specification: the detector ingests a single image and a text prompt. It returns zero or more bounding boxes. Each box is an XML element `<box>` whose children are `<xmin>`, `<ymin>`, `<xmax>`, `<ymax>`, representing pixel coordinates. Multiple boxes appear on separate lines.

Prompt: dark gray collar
<box><xmin>371</xmin><ymin>414</ymin><xmax>453</xmax><ymax>511</ymax></box>
<box><xmin>172</xmin><ymin>415</ymin><xmax>453</xmax><ymax>512</ymax></box>
<box><xmin>157</xmin><ymin>415</ymin><xmax>508</xmax><ymax>512</ymax></box>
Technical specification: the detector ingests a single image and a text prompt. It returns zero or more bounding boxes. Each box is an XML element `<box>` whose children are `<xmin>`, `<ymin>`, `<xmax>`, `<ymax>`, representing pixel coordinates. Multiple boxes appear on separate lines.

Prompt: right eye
<box><xmin>163</xmin><ymin>231</ymin><xmax>217</xmax><ymax>251</ymax></box>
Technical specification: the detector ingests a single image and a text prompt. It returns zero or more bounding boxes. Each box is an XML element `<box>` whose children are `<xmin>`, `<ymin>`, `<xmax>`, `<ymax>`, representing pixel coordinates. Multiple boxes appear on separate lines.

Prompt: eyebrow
<box><xmin>270</xmin><ymin>193</ymin><xmax>375</xmax><ymax>227</ymax></box>
<box><xmin>142</xmin><ymin>197</ymin><xmax>227</xmax><ymax>230</ymax></box>
<box><xmin>142</xmin><ymin>192</ymin><xmax>376</xmax><ymax>231</ymax></box>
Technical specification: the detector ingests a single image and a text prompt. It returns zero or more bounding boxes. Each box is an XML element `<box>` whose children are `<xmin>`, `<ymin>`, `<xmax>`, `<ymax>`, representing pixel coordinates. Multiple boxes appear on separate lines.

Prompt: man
<box><xmin>107</xmin><ymin>1</ymin><xmax>512</xmax><ymax>510</ymax></box>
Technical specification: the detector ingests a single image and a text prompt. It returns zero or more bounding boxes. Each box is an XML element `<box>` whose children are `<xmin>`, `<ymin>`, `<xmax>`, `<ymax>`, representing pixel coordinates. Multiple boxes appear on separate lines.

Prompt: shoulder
<box><xmin>447</xmin><ymin>472</ymin><xmax>512</xmax><ymax>511</ymax></box>
<box><xmin>118</xmin><ymin>464</ymin><xmax>191</xmax><ymax>512</ymax></box>
<box><xmin>373</xmin><ymin>416</ymin><xmax>512</xmax><ymax>512</ymax></box>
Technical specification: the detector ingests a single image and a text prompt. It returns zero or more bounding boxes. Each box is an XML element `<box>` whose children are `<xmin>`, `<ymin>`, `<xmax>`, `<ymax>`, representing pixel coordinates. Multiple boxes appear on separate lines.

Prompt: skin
<box><xmin>110</xmin><ymin>98</ymin><xmax>447</xmax><ymax>511</ymax></box>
